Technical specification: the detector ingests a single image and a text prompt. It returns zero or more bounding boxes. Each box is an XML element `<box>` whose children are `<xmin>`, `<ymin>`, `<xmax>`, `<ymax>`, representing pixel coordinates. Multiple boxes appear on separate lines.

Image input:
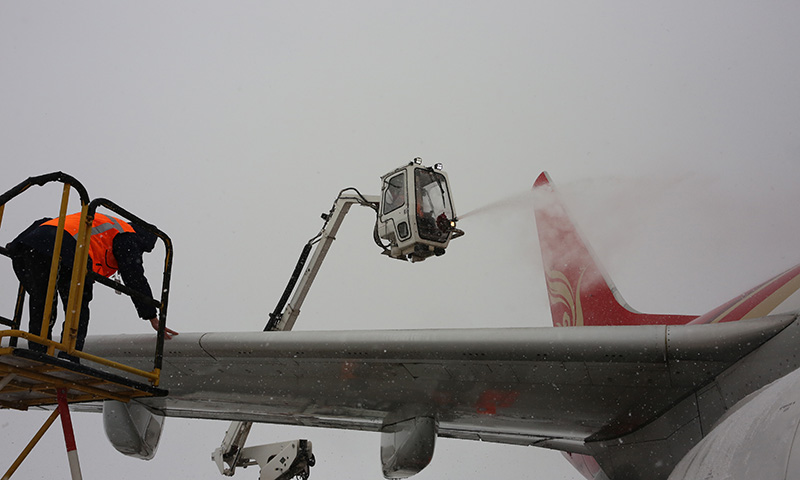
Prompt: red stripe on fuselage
<box><xmin>691</xmin><ymin>264</ymin><xmax>800</xmax><ymax>324</ymax></box>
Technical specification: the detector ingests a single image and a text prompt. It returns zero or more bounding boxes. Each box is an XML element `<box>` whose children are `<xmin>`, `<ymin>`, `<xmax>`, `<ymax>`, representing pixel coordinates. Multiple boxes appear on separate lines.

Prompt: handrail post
<box><xmin>43</xmin><ymin>184</ymin><xmax>73</xmax><ymax>356</ymax></box>
<box><xmin>62</xmin><ymin>205</ymin><xmax>91</xmax><ymax>355</ymax></box>
<box><xmin>153</xmin><ymin>235</ymin><xmax>173</xmax><ymax>377</ymax></box>
<box><xmin>10</xmin><ymin>283</ymin><xmax>25</xmax><ymax>347</ymax></box>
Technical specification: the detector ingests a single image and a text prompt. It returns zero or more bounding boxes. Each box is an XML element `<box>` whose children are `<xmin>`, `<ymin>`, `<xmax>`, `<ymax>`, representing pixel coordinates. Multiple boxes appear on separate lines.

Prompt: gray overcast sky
<box><xmin>1</xmin><ymin>2</ymin><xmax>800</xmax><ymax>479</ymax></box>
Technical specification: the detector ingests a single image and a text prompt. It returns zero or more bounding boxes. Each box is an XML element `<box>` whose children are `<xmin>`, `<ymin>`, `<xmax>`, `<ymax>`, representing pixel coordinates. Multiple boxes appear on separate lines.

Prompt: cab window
<box><xmin>383</xmin><ymin>172</ymin><xmax>406</xmax><ymax>215</ymax></box>
<box><xmin>414</xmin><ymin>168</ymin><xmax>454</xmax><ymax>242</ymax></box>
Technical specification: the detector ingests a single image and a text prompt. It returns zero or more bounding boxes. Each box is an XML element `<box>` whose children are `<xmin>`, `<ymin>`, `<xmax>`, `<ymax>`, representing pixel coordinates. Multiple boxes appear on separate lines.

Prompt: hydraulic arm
<box><xmin>212</xmin><ymin>191</ymin><xmax>375</xmax><ymax>479</ymax></box>
<box><xmin>213</xmin><ymin>159</ymin><xmax>462</xmax><ymax>479</ymax></box>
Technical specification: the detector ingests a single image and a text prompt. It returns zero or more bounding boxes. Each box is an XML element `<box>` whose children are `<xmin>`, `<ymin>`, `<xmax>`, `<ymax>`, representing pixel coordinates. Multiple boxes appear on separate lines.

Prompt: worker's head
<box><xmin>130</xmin><ymin>221</ymin><xmax>158</xmax><ymax>253</ymax></box>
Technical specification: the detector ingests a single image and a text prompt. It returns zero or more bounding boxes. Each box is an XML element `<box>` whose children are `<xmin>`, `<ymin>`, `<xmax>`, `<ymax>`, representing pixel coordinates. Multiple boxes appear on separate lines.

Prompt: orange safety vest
<box><xmin>44</xmin><ymin>213</ymin><xmax>135</xmax><ymax>277</ymax></box>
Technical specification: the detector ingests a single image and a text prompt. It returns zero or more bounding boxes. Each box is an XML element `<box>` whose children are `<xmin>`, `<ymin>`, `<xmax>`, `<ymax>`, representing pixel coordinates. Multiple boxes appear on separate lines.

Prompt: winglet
<box><xmin>532</xmin><ymin>172</ymin><xmax>696</xmax><ymax>327</ymax></box>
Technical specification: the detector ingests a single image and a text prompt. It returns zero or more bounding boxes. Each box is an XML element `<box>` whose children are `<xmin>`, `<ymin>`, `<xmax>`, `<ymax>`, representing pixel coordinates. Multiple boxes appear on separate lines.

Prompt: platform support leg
<box><xmin>2</xmin><ymin>409</ymin><xmax>60</xmax><ymax>480</ymax></box>
<box><xmin>57</xmin><ymin>388</ymin><xmax>83</xmax><ymax>480</ymax></box>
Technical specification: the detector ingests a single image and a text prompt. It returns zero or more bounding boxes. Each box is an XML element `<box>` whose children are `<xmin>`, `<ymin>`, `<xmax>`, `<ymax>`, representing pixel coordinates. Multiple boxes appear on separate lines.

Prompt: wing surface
<box><xmin>82</xmin><ymin>316</ymin><xmax>794</xmax><ymax>451</ymax></box>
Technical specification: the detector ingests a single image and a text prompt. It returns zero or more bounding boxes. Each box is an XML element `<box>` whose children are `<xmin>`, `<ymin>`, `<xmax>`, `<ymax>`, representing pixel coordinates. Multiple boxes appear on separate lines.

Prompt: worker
<box><xmin>6</xmin><ymin>213</ymin><xmax>178</xmax><ymax>359</ymax></box>
<box><xmin>415</xmin><ymin>185</ymin><xmax>438</xmax><ymax>239</ymax></box>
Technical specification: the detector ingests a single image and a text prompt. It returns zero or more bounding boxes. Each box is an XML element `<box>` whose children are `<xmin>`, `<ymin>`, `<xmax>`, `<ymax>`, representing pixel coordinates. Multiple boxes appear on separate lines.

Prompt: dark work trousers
<box><xmin>10</xmin><ymin>245</ymin><xmax>93</xmax><ymax>353</ymax></box>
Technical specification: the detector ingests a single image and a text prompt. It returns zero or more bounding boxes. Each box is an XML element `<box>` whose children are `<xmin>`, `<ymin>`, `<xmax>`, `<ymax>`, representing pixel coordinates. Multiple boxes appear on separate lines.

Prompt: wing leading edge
<box><xmin>82</xmin><ymin>315</ymin><xmax>796</xmax><ymax>450</ymax></box>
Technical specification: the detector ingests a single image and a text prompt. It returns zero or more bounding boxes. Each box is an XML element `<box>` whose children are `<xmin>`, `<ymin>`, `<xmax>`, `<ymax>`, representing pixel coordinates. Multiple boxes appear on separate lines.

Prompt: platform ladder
<box><xmin>0</xmin><ymin>173</ymin><xmax>174</xmax><ymax>479</ymax></box>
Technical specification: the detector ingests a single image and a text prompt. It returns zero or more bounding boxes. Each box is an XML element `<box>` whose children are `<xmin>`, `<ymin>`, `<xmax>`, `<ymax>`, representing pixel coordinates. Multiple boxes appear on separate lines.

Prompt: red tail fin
<box><xmin>532</xmin><ymin>172</ymin><xmax>696</xmax><ymax>327</ymax></box>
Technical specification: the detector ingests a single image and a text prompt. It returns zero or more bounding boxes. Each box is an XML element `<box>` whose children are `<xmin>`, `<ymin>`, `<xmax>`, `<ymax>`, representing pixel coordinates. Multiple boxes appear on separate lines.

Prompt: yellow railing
<box><xmin>0</xmin><ymin>172</ymin><xmax>172</xmax><ymax>387</ymax></box>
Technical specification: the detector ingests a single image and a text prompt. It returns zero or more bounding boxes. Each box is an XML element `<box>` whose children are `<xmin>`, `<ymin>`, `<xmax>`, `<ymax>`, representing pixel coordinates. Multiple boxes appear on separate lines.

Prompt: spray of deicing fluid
<box><xmin>457</xmin><ymin>191</ymin><xmax>535</xmax><ymax>221</ymax></box>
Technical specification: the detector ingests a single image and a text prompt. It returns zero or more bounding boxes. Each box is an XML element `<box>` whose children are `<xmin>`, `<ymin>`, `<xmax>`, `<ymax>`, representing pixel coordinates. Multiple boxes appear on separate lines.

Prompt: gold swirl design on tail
<box><xmin>546</xmin><ymin>268</ymin><xmax>585</xmax><ymax>327</ymax></box>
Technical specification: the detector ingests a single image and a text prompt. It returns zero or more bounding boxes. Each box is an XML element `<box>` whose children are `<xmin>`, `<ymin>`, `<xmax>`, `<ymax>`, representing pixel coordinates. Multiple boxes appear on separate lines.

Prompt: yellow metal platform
<box><xmin>0</xmin><ymin>347</ymin><xmax>166</xmax><ymax>411</ymax></box>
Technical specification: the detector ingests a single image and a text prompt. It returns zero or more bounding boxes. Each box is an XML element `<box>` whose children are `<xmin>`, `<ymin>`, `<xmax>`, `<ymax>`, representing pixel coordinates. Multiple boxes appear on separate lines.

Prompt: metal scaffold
<box><xmin>0</xmin><ymin>172</ymin><xmax>173</xmax><ymax>479</ymax></box>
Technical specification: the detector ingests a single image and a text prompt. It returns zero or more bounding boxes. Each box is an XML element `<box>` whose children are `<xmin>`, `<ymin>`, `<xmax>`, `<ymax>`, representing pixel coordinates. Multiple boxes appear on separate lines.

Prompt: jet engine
<box><xmin>380</xmin><ymin>416</ymin><xmax>437</xmax><ymax>479</ymax></box>
<box><xmin>103</xmin><ymin>400</ymin><xmax>164</xmax><ymax>460</ymax></box>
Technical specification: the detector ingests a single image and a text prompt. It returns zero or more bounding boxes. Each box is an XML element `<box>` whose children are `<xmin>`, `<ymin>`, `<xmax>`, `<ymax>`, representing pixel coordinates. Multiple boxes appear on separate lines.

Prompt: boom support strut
<box><xmin>214</xmin><ymin>191</ymin><xmax>376</xmax><ymax>479</ymax></box>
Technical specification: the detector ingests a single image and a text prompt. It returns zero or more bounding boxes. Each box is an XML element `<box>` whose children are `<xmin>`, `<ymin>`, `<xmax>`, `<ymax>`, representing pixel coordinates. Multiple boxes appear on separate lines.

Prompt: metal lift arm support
<box><xmin>270</xmin><ymin>193</ymin><xmax>378</xmax><ymax>332</ymax></box>
<box><xmin>215</xmin><ymin>192</ymin><xmax>377</xmax><ymax>478</ymax></box>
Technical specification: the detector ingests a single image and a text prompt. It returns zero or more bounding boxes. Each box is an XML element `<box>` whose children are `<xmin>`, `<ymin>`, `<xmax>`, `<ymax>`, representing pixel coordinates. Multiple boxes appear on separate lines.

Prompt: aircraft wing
<box><xmin>82</xmin><ymin>315</ymin><xmax>794</xmax><ymax>452</ymax></box>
